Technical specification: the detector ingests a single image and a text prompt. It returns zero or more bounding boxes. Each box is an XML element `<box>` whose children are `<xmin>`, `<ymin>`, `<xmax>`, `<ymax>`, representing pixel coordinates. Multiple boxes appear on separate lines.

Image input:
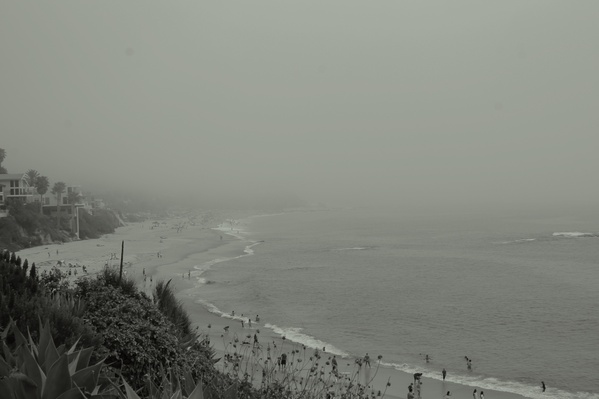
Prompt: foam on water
<box><xmin>191</xmin><ymin>212</ymin><xmax>599</xmax><ymax>398</ymax></box>
<box><xmin>264</xmin><ymin>323</ymin><xmax>350</xmax><ymax>358</ymax></box>
<box><xmin>379</xmin><ymin>361</ymin><xmax>599</xmax><ymax>399</ymax></box>
<box><xmin>552</xmin><ymin>231</ymin><xmax>598</xmax><ymax>238</ymax></box>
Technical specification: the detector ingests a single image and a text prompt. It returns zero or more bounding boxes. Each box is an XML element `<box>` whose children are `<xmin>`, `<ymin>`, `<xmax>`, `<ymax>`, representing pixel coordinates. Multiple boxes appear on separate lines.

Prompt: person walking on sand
<box><xmin>472</xmin><ymin>389</ymin><xmax>477</xmax><ymax>399</ymax></box>
<box><xmin>444</xmin><ymin>391</ymin><xmax>451</xmax><ymax>399</ymax></box>
<box><xmin>442</xmin><ymin>368</ymin><xmax>447</xmax><ymax>380</ymax></box>
<box><xmin>480</xmin><ymin>391</ymin><xmax>485</xmax><ymax>399</ymax></box>
<box><xmin>541</xmin><ymin>381</ymin><xmax>546</xmax><ymax>392</ymax></box>
<box><xmin>364</xmin><ymin>353</ymin><xmax>371</xmax><ymax>367</ymax></box>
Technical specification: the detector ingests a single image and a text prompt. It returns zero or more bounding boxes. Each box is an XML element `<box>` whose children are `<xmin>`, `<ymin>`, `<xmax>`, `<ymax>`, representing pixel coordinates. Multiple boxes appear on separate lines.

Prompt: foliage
<box><xmin>51</xmin><ymin>182</ymin><xmax>66</xmax><ymax>230</ymax></box>
<box><xmin>0</xmin><ymin>147</ymin><xmax>6</xmax><ymax>173</ymax></box>
<box><xmin>154</xmin><ymin>279</ymin><xmax>192</xmax><ymax>336</ymax></box>
<box><xmin>78</xmin><ymin>209</ymin><xmax>121</xmax><ymax>240</ymax></box>
<box><xmin>0</xmin><ymin>252</ymin><xmax>100</xmax><ymax>351</ymax></box>
<box><xmin>24</xmin><ymin>169</ymin><xmax>39</xmax><ymax>188</ymax></box>
<box><xmin>0</xmin><ymin>320</ymin><xmax>114</xmax><ymax>399</ymax></box>
<box><xmin>75</xmin><ymin>280</ymin><xmax>182</xmax><ymax>391</ymax></box>
<box><xmin>0</xmin><ymin>202</ymin><xmax>64</xmax><ymax>251</ymax></box>
<box><xmin>35</xmin><ymin>176</ymin><xmax>50</xmax><ymax>211</ymax></box>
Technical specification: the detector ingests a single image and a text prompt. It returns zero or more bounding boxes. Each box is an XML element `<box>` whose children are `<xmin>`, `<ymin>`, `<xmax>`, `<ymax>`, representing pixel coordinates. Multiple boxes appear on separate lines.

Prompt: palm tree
<box><xmin>67</xmin><ymin>190</ymin><xmax>80</xmax><ymax>235</ymax></box>
<box><xmin>51</xmin><ymin>182</ymin><xmax>66</xmax><ymax>229</ymax></box>
<box><xmin>0</xmin><ymin>148</ymin><xmax>6</xmax><ymax>174</ymax></box>
<box><xmin>25</xmin><ymin>169</ymin><xmax>39</xmax><ymax>188</ymax></box>
<box><xmin>35</xmin><ymin>176</ymin><xmax>49</xmax><ymax>214</ymax></box>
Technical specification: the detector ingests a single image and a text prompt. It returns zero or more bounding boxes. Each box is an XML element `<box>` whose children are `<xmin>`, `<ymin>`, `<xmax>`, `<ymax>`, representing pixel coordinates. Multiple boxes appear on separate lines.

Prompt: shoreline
<box><xmin>14</xmin><ymin>213</ymin><xmax>557</xmax><ymax>399</ymax></box>
<box><xmin>155</xmin><ymin>216</ymin><xmax>533</xmax><ymax>399</ymax></box>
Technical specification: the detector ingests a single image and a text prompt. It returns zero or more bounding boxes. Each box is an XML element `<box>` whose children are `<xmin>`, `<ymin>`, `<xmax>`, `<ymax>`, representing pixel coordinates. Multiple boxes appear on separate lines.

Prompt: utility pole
<box><xmin>119</xmin><ymin>240</ymin><xmax>124</xmax><ymax>282</ymax></box>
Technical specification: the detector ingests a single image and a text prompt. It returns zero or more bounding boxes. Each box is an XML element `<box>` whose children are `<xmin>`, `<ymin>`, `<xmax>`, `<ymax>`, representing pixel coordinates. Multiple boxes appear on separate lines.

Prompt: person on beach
<box><xmin>480</xmin><ymin>391</ymin><xmax>485</xmax><ymax>399</ymax></box>
<box><xmin>472</xmin><ymin>389</ymin><xmax>477</xmax><ymax>399</ymax></box>
<box><xmin>442</xmin><ymin>368</ymin><xmax>447</xmax><ymax>380</ymax></box>
<box><xmin>444</xmin><ymin>391</ymin><xmax>451</xmax><ymax>398</ymax></box>
<box><xmin>248</xmin><ymin>318</ymin><xmax>252</xmax><ymax>328</ymax></box>
<box><xmin>467</xmin><ymin>358</ymin><xmax>472</xmax><ymax>370</ymax></box>
<box><xmin>407</xmin><ymin>385</ymin><xmax>415</xmax><ymax>399</ymax></box>
<box><xmin>425</xmin><ymin>354</ymin><xmax>430</xmax><ymax>363</ymax></box>
<box><xmin>241</xmin><ymin>319</ymin><xmax>244</xmax><ymax>328</ymax></box>
<box><xmin>253</xmin><ymin>333</ymin><xmax>259</xmax><ymax>346</ymax></box>
<box><xmin>332</xmin><ymin>356</ymin><xmax>338</xmax><ymax>374</ymax></box>
<box><xmin>541</xmin><ymin>381</ymin><xmax>546</xmax><ymax>392</ymax></box>
<box><xmin>364</xmin><ymin>353</ymin><xmax>371</xmax><ymax>367</ymax></box>
<box><xmin>281</xmin><ymin>353</ymin><xmax>287</xmax><ymax>369</ymax></box>
<box><xmin>256</xmin><ymin>315</ymin><xmax>260</xmax><ymax>322</ymax></box>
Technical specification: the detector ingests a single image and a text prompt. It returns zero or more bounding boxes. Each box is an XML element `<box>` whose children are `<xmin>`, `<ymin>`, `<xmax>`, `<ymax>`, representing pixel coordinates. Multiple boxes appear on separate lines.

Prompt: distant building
<box><xmin>42</xmin><ymin>185</ymin><xmax>88</xmax><ymax>238</ymax></box>
<box><xmin>0</xmin><ymin>173</ymin><xmax>35</xmax><ymax>218</ymax></box>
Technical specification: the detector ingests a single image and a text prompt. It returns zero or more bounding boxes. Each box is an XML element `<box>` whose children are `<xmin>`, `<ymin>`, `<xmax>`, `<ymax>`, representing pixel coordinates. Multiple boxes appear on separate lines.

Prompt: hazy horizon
<box><xmin>2</xmin><ymin>1</ymin><xmax>598</xmax><ymax>213</ymax></box>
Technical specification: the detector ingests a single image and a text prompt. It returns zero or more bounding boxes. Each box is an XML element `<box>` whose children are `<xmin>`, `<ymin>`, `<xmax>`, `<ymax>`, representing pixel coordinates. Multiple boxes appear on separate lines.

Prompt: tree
<box><xmin>24</xmin><ymin>169</ymin><xmax>39</xmax><ymax>188</ymax></box>
<box><xmin>35</xmin><ymin>176</ymin><xmax>49</xmax><ymax>214</ymax></box>
<box><xmin>51</xmin><ymin>182</ymin><xmax>66</xmax><ymax>229</ymax></box>
<box><xmin>0</xmin><ymin>148</ymin><xmax>6</xmax><ymax>173</ymax></box>
<box><xmin>67</xmin><ymin>190</ymin><xmax>80</xmax><ymax>235</ymax></box>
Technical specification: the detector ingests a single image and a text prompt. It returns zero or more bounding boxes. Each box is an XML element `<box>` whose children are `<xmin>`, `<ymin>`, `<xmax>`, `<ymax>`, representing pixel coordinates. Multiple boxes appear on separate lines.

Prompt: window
<box><xmin>63</xmin><ymin>197</ymin><xmax>68</xmax><ymax>205</ymax></box>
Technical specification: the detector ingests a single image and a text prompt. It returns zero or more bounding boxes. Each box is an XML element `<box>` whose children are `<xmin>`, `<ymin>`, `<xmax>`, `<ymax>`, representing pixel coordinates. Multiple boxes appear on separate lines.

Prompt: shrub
<box><xmin>154</xmin><ymin>279</ymin><xmax>192</xmax><ymax>336</ymax></box>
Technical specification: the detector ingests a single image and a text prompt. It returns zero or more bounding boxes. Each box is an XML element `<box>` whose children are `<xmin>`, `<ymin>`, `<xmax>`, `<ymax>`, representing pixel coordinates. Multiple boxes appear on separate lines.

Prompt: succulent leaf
<box><xmin>71</xmin><ymin>360</ymin><xmax>103</xmax><ymax>393</ymax></box>
<box><xmin>54</xmin><ymin>387</ymin><xmax>86</xmax><ymax>399</ymax></box>
<box><xmin>18</xmin><ymin>344</ymin><xmax>44</xmax><ymax>397</ymax></box>
<box><xmin>74</xmin><ymin>348</ymin><xmax>93</xmax><ymax>371</ymax></box>
<box><xmin>37</xmin><ymin>321</ymin><xmax>51</xmax><ymax>368</ymax></box>
<box><xmin>11</xmin><ymin>325</ymin><xmax>28</xmax><ymax>349</ymax></box>
<box><xmin>66</xmin><ymin>338</ymin><xmax>81</xmax><ymax>356</ymax></box>
<box><xmin>186</xmin><ymin>381</ymin><xmax>204</xmax><ymax>399</ymax></box>
<box><xmin>122</xmin><ymin>379</ymin><xmax>141</xmax><ymax>399</ymax></box>
<box><xmin>42</xmin><ymin>337</ymin><xmax>59</xmax><ymax>374</ymax></box>
<box><xmin>42</xmin><ymin>354</ymin><xmax>71</xmax><ymax>399</ymax></box>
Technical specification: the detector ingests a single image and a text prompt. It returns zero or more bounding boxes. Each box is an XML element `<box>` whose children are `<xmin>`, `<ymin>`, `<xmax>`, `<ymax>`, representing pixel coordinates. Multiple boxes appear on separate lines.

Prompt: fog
<box><xmin>2</xmin><ymin>1</ymin><xmax>598</xmax><ymax>212</ymax></box>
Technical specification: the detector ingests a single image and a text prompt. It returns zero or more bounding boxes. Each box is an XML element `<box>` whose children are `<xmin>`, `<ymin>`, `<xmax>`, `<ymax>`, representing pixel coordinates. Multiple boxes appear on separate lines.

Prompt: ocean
<box><xmin>193</xmin><ymin>208</ymin><xmax>599</xmax><ymax>399</ymax></box>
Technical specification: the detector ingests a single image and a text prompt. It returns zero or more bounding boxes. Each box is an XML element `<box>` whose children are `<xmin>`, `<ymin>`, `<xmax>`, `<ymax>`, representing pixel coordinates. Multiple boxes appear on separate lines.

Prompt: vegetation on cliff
<box><xmin>0</xmin><ymin>201</ymin><xmax>121</xmax><ymax>252</ymax></box>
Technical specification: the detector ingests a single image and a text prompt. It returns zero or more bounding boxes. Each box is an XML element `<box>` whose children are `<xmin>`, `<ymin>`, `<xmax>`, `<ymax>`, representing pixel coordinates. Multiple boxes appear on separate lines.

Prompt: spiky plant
<box><xmin>0</xmin><ymin>319</ymin><xmax>113</xmax><ymax>399</ymax></box>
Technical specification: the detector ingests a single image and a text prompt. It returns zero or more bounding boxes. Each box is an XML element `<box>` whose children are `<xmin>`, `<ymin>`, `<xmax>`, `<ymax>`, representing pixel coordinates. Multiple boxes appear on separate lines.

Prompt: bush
<box><xmin>154</xmin><ymin>279</ymin><xmax>192</xmax><ymax>336</ymax></box>
<box><xmin>78</xmin><ymin>209</ymin><xmax>121</xmax><ymax>239</ymax></box>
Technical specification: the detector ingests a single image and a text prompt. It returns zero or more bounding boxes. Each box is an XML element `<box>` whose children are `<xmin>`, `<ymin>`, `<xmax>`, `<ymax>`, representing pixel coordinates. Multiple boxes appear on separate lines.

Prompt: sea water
<box><xmin>193</xmin><ymin>208</ymin><xmax>599</xmax><ymax>399</ymax></box>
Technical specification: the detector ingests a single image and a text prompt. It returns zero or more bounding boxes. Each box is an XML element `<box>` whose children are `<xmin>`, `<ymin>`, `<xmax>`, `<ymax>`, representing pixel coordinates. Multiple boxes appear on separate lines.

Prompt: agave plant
<box><xmin>0</xmin><ymin>319</ymin><xmax>111</xmax><ymax>399</ymax></box>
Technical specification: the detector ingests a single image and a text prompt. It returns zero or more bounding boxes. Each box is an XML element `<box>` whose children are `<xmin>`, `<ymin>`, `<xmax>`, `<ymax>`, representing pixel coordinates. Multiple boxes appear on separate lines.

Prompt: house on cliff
<box><xmin>0</xmin><ymin>173</ymin><xmax>35</xmax><ymax>217</ymax></box>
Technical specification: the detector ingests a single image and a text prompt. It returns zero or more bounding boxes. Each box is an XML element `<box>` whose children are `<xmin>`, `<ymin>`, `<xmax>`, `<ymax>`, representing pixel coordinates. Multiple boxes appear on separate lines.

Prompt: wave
<box><xmin>263</xmin><ymin>323</ymin><xmax>350</xmax><ymax>358</ymax></box>
<box><xmin>494</xmin><ymin>238</ymin><xmax>537</xmax><ymax>244</ymax></box>
<box><xmin>192</xmin><ymin>234</ymin><xmax>263</xmax><ymax>285</ymax></box>
<box><xmin>552</xmin><ymin>232</ymin><xmax>598</xmax><ymax>238</ymax></box>
<box><xmin>378</xmin><ymin>361</ymin><xmax>597</xmax><ymax>399</ymax></box>
<box><xmin>333</xmin><ymin>246</ymin><xmax>375</xmax><ymax>251</ymax></box>
<box><xmin>197</xmin><ymin>301</ymin><xmax>596</xmax><ymax>399</ymax></box>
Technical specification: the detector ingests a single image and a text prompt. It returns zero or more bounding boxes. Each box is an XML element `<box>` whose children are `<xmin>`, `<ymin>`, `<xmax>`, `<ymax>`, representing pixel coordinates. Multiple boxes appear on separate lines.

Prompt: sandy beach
<box><xmin>16</xmin><ymin>215</ymin><xmax>530</xmax><ymax>399</ymax></box>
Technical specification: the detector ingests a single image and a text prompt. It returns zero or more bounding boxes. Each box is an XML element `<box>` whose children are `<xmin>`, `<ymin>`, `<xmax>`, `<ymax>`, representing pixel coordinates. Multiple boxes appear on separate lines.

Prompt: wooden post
<box><xmin>119</xmin><ymin>240</ymin><xmax>124</xmax><ymax>282</ymax></box>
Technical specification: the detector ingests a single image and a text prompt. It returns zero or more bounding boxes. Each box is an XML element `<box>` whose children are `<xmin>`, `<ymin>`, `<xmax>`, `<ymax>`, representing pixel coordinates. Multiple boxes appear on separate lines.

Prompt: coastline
<box><xmin>150</xmin><ymin>216</ymin><xmax>532</xmax><ymax>399</ymax></box>
<box><xmin>16</xmin><ymin>213</ymin><xmax>539</xmax><ymax>399</ymax></box>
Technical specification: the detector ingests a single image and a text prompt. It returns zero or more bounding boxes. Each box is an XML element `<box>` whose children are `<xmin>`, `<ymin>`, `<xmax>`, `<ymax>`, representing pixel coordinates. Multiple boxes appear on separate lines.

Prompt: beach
<box><xmin>14</xmin><ymin>212</ymin><xmax>547</xmax><ymax>399</ymax></box>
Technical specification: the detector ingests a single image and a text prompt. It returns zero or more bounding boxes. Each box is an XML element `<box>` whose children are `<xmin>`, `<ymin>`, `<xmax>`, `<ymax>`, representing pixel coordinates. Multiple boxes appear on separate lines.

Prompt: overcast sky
<box><xmin>1</xmin><ymin>1</ymin><xmax>598</xmax><ymax>211</ymax></box>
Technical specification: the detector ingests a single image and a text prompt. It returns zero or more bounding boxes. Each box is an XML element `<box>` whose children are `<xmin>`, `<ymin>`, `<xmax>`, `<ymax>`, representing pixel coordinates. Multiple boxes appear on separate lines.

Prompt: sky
<box><xmin>1</xmin><ymin>1</ymin><xmax>598</xmax><ymax>211</ymax></box>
